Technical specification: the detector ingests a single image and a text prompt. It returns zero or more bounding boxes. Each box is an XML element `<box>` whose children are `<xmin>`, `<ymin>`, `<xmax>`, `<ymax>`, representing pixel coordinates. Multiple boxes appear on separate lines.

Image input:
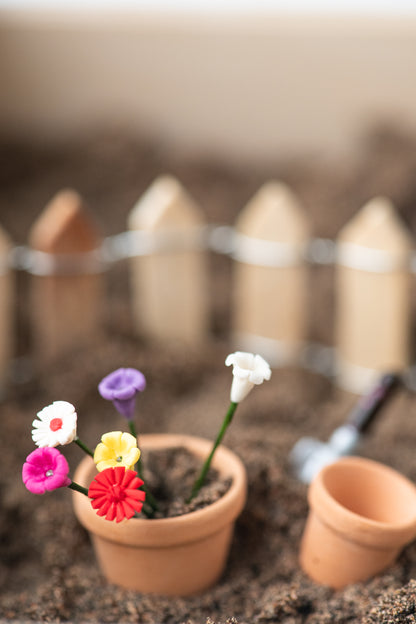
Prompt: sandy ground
<box><xmin>2</xmin><ymin>127</ymin><xmax>416</xmax><ymax>622</ymax></box>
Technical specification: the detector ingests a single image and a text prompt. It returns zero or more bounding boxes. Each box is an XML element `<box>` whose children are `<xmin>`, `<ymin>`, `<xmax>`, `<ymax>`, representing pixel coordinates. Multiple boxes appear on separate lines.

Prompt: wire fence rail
<box><xmin>1</xmin><ymin>176</ymin><xmax>416</xmax><ymax>395</ymax></box>
<box><xmin>8</xmin><ymin>229</ymin><xmax>416</xmax><ymax>274</ymax></box>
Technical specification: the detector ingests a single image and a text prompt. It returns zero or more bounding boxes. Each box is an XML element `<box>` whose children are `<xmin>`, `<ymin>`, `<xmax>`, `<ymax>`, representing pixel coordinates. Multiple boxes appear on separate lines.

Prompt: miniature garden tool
<box><xmin>290</xmin><ymin>372</ymin><xmax>399</xmax><ymax>484</ymax></box>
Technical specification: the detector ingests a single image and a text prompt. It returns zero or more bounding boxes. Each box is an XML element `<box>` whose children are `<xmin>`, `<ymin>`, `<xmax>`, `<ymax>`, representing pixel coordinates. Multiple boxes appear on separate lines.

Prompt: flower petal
<box><xmin>94</xmin><ymin>432</ymin><xmax>140</xmax><ymax>472</ymax></box>
<box><xmin>98</xmin><ymin>368</ymin><xmax>146</xmax><ymax>419</ymax></box>
<box><xmin>22</xmin><ymin>447</ymin><xmax>70</xmax><ymax>495</ymax></box>
<box><xmin>31</xmin><ymin>401</ymin><xmax>77</xmax><ymax>448</ymax></box>
<box><xmin>226</xmin><ymin>351</ymin><xmax>271</xmax><ymax>402</ymax></box>
<box><xmin>123</xmin><ymin>448</ymin><xmax>141</xmax><ymax>469</ymax></box>
<box><xmin>88</xmin><ymin>466</ymin><xmax>147</xmax><ymax>522</ymax></box>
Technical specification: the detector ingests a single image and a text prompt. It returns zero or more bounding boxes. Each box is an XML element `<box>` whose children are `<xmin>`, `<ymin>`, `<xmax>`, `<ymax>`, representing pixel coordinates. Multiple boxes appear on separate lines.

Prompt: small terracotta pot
<box><xmin>72</xmin><ymin>433</ymin><xmax>247</xmax><ymax>596</ymax></box>
<box><xmin>299</xmin><ymin>456</ymin><xmax>416</xmax><ymax>589</ymax></box>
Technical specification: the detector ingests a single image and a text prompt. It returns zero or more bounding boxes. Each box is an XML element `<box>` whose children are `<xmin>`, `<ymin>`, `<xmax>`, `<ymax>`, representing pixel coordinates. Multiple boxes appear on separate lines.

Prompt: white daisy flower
<box><xmin>32</xmin><ymin>401</ymin><xmax>77</xmax><ymax>448</ymax></box>
<box><xmin>225</xmin><ymin>351</ymin><xmax>271</xmax><ymax>403</ymax></box>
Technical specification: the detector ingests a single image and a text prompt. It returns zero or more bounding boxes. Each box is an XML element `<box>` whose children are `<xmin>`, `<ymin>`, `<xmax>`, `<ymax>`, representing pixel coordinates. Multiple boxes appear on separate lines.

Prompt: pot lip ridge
<box><xmin>308</xmin><ymin>455</ymin><xmax>416</xmax><ymax>546</ymax></box>
<box><xmin>72</xmin><ymin>433</ymin><xmax>248</xmax><ymax>547</ymax></box>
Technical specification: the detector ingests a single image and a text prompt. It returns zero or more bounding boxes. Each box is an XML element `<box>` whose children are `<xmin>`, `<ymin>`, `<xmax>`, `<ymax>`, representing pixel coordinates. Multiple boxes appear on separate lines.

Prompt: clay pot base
<box><xmin>300</xmin><ymin>456</ymin><xmax>416</xmax><ymax>589</ymax></box>
<box><xmin>73</xmin><ymin>434</ymin><xmax>247</xmax><ymax>596</ymax></box>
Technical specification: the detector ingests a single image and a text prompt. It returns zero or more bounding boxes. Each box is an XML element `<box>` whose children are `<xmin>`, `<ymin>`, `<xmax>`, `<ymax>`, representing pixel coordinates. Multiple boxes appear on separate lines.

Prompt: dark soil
<box><xmin>143</xmin><ymin>447</ymin><xmax>231</xmax><ymax>518</ymax></box>
<box><xmin>2</xmin><ymin>125</ymin><xmax>416</xmax><ymax>623</ymax></box>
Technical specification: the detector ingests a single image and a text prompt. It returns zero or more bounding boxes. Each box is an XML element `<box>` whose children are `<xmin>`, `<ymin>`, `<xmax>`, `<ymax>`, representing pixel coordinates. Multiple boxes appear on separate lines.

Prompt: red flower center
<box><xmin>49</xmin><ymin>418</ymin><xmax>63</xmax><ymax>432</ymax></box>
<box><xmin>111</xmin><ymin>484</ymin><xmax>124</xmax><ymax>502</ymax></box>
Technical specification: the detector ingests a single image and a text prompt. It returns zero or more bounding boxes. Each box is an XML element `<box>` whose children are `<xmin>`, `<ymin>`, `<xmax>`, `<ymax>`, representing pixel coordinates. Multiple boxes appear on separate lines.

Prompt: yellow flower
<box><xmin>94</xmin><ymin>431</ymin><xmax>141</xmax><ymax>472</ymax></box>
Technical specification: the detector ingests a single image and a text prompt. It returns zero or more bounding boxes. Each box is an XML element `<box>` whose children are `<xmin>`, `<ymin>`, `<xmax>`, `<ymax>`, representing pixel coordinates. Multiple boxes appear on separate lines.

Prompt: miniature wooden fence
<box><xmin>0</xmin><ymin>176</ymin><xmax>415</xmax><ymax>397</ymax></box>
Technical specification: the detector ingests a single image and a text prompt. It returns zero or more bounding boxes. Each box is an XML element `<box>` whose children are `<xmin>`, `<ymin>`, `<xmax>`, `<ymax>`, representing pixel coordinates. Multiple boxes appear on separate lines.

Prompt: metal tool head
<box><xmin>290</xmin><ymin>436</ymin><xmax>339</xmax><ymax>484</ymax></box>
<box><xmin>289</xmin><ymin>373</ymin><xmax>400</xmax><ymax>484</ymax></box>
<box><xmin>290</xmin><ymin>426</ymin><xmax>360</xmax><ymax>484</ymax></box>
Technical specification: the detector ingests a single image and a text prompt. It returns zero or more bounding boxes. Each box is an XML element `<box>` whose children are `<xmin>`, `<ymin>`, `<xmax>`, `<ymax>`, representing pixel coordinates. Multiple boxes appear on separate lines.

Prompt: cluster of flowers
<box><xmin>22</xmin><ymin>352</ymin><xmax>271</xmax><ymax>523</ymax></box>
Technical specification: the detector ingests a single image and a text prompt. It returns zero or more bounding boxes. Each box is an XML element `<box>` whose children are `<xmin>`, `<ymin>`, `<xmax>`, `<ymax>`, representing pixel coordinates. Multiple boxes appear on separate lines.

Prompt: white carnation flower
<box><xmin>225</xmin><ymin>351</ymin><xmax>271</xmax><ymax>403</ymax></box>
<box><xmin>32</xmin><ymin>401</ymin><xmax>77</xmax><ymax>447</ymax></box>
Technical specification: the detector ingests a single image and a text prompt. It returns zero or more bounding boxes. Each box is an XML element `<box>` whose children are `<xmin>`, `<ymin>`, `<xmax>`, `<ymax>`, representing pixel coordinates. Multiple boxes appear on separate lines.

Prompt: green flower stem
<box><xmin>128</xmin><ymin>420</ymin><xmax>159</xmax><ymax>512</ymax></box>
<box><xmin>68</xmin><ymin>481</ymin><xmax>89</xmax><ymax>496</ymax></box>
<box><xmin>141</xmin><ymin>503</ymin><xmax>155</xmax><ymax>519</ymax></box>
<box><xmin>128</xmin><ymin>421</ymin><xmax>144</xmax><ymax>479</ymax></box>
<box><xmin>188</xmin><ymin>401</ymin><xmax>238</xmax><ymax>503</ymax></box>
<box><xmin>142</xmin><ymin>487</ymin><xmax>159</xmax><ymax>513</ymax></box>
<box><xmin>74</xmin><ymin>437</ymin><xmax>94</xmax><ymax>458</ymax></box>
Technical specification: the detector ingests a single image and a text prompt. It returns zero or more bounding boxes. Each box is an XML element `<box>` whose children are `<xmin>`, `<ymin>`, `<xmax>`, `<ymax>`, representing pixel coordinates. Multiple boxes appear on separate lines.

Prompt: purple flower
<box><xmin>22</xmin><ymin>447</ymin><xmax>71</xmax><ymax>495</ymax></box>
<box><xmin>98</xmin><ymin>368</ymin><xmax>146</xmax><ymax>420</ymax></box>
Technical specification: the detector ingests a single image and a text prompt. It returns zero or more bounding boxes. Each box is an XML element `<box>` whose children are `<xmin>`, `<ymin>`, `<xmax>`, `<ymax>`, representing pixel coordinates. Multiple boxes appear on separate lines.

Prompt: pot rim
<box><xmin>308</xmin><ymin>456</ymin><xmax>416</xmax><ymax>547</ymax></box>
<box><xmin>73</xmin><ymin>433</ymin><xmax>247</xmax><ymax>547</ymax></box>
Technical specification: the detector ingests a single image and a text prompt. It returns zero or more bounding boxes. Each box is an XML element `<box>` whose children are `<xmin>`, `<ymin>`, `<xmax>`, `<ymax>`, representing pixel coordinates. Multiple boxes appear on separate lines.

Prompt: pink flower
<box><xmin>22</xmin><ymin>447</ymin><xmax>71</xmax><ymax>494</ymax></box>
<box><xmin>89</xmin><ymin>466</ymin><xmax>146</xmax><ymax>522</ymax></box>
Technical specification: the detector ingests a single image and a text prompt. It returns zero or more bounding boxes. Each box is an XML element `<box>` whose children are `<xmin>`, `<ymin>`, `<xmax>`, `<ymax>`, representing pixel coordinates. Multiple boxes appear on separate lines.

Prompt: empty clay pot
<box><xmin>299</xmin><ymin>456</ymin><xmax>416</xmax><ymax>589</ymax></box>
<box><xmin>72</xmin><ymin>433</ymin><xmax>247</xmax><ymax>596</ymax></box>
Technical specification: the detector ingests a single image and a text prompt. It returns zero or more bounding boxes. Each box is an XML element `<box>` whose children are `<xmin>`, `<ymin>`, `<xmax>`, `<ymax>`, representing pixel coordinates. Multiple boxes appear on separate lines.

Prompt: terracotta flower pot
<box><xmin>72</xmin><ymin>433</ymin><xmax>247</xmax><ymax>596</ymax></box>
<box><xmin>299</xmin><ymin>456</ymin><xmax>416</xmax><ymax>589</ymax></box>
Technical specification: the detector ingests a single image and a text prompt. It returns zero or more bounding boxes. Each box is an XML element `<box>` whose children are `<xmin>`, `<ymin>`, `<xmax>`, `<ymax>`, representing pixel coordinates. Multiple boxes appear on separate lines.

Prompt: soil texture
<box><xmin>2</xmin><ymin>127</ymin><xmax>416</xmax><ymax>623</ymax></box>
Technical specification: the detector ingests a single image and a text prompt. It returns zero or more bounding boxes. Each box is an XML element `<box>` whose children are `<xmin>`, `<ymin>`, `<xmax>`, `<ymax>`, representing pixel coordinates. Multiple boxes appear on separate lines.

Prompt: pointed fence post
<box><xmin>231</xmin><ymin>181</ymin><xmax>310</xmax><ymax>366</ymax></box>
<box><xmin>0</xmin><ymin>226</ymin><xmax>13</xmax><ymax>394</ymax></box>
<box><xmin>29</xmin><ymin>189</ymin><xmax>103</xmax><ymax>363</ymax></box>
<box><xmin>128</xmin><ymin>176</ymin><xmax>209</xmax><ymax>344</ymax></box>
<box><xmin>335</xmin><ymin>197</ymin><xmax>413</xmax><ymax>394</ymax></box>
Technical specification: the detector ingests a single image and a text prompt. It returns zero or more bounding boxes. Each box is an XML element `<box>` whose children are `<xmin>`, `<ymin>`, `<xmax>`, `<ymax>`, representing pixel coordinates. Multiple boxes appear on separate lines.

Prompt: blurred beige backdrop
<box><xmin>1</xmin><ymin>7</ymin><xmax>416</xmax><ymax>162</ymax></box>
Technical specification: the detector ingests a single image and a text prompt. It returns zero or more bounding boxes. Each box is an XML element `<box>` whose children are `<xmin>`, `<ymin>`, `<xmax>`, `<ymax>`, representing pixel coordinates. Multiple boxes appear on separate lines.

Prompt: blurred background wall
<box><xmin>1</xmin><ymin>2</ymin><xmax>416</xmax><ymax>163</ymax></box>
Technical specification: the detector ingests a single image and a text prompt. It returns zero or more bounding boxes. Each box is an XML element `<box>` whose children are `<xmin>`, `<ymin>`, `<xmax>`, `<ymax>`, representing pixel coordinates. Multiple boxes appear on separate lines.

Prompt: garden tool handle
<box><xmin>347</xmin><ymin>373</ymin><xmax>400</xmax><ymax>433</ymax></box>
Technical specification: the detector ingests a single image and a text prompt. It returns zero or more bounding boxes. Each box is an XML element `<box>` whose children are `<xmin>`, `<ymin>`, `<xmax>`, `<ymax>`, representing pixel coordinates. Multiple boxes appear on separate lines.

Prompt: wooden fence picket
<box><xmin>29</xmin><ymin>189</ymin><xmax>103</xmax><ymax>363</ymax></box>
<box><xmin>128</xmin><ymin>175</ymin><xmax>209</xmax><ymax>344</ymax></box>
<box><xmin>0</xmin><ymin>226</ymin><xmax>13</xmax><ymax>394</ymax></box>
<box><xmin>1</xmin><ymin>178</ymin><xmax>415</xmax><ymax>395</ymax></box>
<box><xmin>231</xmin><ymin>181</ymin><xmax>310</xmax><ymax>366</ymax></box>
<box><xmin>335</xmin><ymin>196</ymin><xmax>413</xmax><ymax>394</ymax></box>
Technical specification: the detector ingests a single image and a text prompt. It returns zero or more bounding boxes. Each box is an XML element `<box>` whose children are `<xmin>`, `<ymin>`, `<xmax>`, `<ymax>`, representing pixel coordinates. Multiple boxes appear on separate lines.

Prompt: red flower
<box><xmin>88</xmin><ymin>466</ymin><xmax>146</xmax><ymax>522</ymax></box>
